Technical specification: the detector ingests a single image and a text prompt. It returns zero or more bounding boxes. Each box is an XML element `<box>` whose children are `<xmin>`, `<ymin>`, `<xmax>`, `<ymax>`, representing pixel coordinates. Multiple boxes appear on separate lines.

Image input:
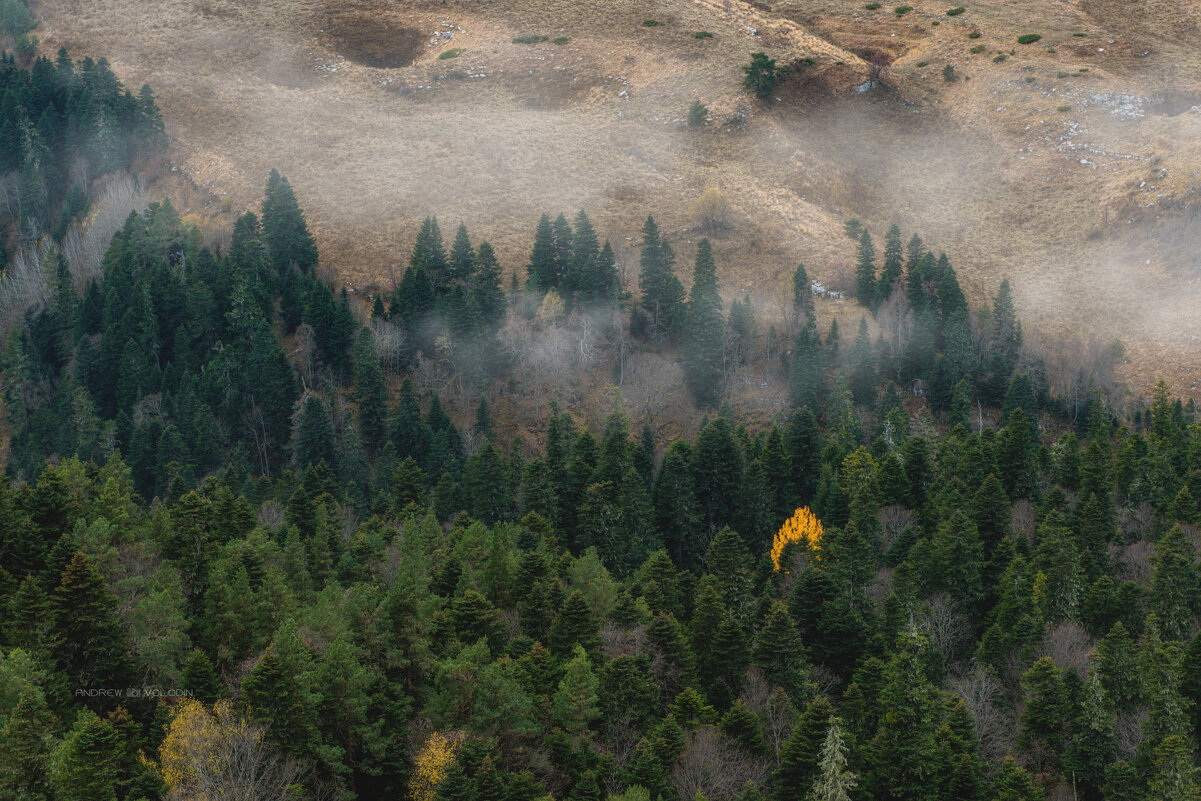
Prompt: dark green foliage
<box><xmin>635</xmin><ymin>215</ymin><xmax>685</xmax><ymax>341</ymax></box>
<box><xmin>683</xmin><ymin>239</ymin><xmax>725</xmax><ymax>406</ymax></box>
<box><xmin>294</xmin><ymin>394</ymin><xmax>336</xmax><ymax>470</ymax></box>
<box><xmin>48</xmin><ymin>552</ymin><xmax>134</xmax><ymax>712</ymax></box>
<box><xmin>855</xmin><ymin>229</ymin><xmax>877</xmax><ymax>308</ymax></box>
<box><xmin>261</xmin><ymin>170</ymin><xmax>318</xmax><ymax>273</ymax></box>
<box><xmin>743</xmin><ymin>52</ymin><xmax>785</xmax><ymax>98</ymax></box>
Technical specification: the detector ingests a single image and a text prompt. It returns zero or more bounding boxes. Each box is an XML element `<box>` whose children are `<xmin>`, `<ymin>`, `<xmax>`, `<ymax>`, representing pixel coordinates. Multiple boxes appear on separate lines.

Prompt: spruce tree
<box><xmin>683</xmin><ymin>239</ymin><xmax>725</xmax><ymax>407</ymax></box>
<box><xmin>411</xmin><ymin>216</ymin><xmax>449</xmax><ymax>291</ymax></box>
<box><xmin>792</xmin><ymin>263</ymin><xmax>814</xmax><ymax>327</ymax></box>
<box><xmin>241</xmin><ymin>618</ymin><xmax>321</xmax><ymax>758</ymax></box>
<box><xmin>790</xmin><ymin>319</ymin><xmax>825</xmax><ymax>412</ymax></box>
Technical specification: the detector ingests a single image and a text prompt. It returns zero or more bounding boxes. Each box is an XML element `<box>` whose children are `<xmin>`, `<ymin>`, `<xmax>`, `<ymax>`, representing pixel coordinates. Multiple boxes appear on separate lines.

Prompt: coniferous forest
<box><xmin>5</xmin><ymin>22</ymin><xmax>1201</xmax><ymax>801</ymax></box>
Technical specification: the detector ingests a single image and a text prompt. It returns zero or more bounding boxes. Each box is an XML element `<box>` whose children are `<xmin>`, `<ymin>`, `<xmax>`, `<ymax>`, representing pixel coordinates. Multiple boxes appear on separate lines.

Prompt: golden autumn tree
<box><xmin>409</xmin><ymin>730</ymin><xmax>464</xmax><ymax>801</ymax></box>
<box><xmin>158</xmin><ymin>699</ymin><xmax>304</xmax><ymax>800</ymax></box>
<box><xmin>771</xmin><ymin>506</ymin><xmax>823</xmax><ymax>571</ymax></box>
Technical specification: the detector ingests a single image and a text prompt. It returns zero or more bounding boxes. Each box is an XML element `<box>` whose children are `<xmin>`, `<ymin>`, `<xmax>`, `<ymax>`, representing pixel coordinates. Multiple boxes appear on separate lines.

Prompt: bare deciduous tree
<box><xmin>948</xmin><ymin>666</ymin><xmax>1014</xmax><ymax>765</ymax></box>
<box><xmin>741</xmin><ymin>670</ymin><xmax>794</xmax><ymax>763</ymax></box>
<box><xmin>672</xmin><ymin>727</ymin><xmax>769</xmax><ymax>801</ymax></box>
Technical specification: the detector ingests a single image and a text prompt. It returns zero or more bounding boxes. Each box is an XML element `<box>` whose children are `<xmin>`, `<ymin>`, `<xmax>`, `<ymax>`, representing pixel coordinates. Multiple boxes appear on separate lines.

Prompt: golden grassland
<box><xmin>29</xmin><ymin>0</ymin><xmax>1201</xmax><ymax>403</ymax></box>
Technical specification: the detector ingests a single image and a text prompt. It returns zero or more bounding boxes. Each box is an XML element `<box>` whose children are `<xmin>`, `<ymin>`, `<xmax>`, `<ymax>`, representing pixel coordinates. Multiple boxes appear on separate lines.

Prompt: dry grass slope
<box><xmin>29</xmin><ymin>0</ymin><xmax>1201</xmax><ymax>398</ymax></box>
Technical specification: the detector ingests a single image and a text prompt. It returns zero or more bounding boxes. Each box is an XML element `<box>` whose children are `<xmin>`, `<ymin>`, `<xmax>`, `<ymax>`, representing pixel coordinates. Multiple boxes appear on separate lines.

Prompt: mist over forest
<box><xmin>2</xmin><ymin>2</ymin><xmax>1201</xmax><ymax>801</ymax></box>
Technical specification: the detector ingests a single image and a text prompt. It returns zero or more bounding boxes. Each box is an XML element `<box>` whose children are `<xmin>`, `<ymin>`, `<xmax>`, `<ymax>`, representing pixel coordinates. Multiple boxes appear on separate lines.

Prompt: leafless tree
<box><xmin>741</xmin><ymin>670</ymin><xmax>794</xmax><ymax>763</ymax></box>
<box><xmin>671</xmin><ymin>727</ymin><xmax>769</xmax><ymax>801</ymax></box>
<box><xmin>164</xmin><ymin>702</ymin><xmax>311</xmax><ymax>801</ymax></box>
<box><xmin>257</xmin><ymin>501</ymin><xmax>284</xmax><ymax>529</ymax></box>
<box><xmin>371</xmin><ymin>317</ymin><xmax>408</xmax><ymax>376</ymax></box>
<box><xmin>1011</xmin><ymin>500</ymin><xmax>1036</xmax><ymax>545</ymax></box>
<box><xmin>623</xmin><ymin>350</ymin><xmax>684</xmax><ymax>441</ymax></box>
<box><xmin>1037</xmin><ymin>622</ymin><xmax>1094</xmax><ymax>676</ymax></box>
<box><xmin>918</xmin><ymin>595</ymin><xmax>972</xmax><ymax>672</ymax></box>
<box><xmin>290</xmin><ymin>324</ymin><xmax>317</xmax><ymax>387</ymax></box>
<box><xmin>877</xmin><ymin>505</ymin><xmax>913</xmax><ymax>555</ymax></box>
<box><xmin>947</xmin><ymin>666</ymin><xmax>1014</xmax><ymax>766</ymax></box>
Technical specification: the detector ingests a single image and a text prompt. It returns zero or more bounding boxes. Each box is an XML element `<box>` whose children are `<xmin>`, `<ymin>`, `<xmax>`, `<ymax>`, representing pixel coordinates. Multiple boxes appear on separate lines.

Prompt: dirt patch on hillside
<box><xmin>317</xmin><ymin>10</ymin><xmax>426</xmax><ymax>68</ymax></box>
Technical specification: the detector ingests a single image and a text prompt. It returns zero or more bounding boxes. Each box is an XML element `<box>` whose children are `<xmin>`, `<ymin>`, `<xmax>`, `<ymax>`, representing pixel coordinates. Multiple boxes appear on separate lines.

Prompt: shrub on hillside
<box><xmin>1017</xmin><ymin>34</ymin><xmax>1041</xmax><ymax>44</ymax></box>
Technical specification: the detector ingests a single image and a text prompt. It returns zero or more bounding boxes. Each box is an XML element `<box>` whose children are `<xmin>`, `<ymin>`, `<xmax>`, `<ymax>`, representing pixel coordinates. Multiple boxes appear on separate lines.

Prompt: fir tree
<box><xmin>48</xmin><ymin>552</ymin><xmax>133</xmax><ymax>711</ymax></box>
<box><xmin>527</xmin><ymin>213</ymin><xmax>559</xmax><ymax>291</ymax></box>
<box><xmin>449</xmin><ymin>222</ymin><xmax>475</xmax><ymax>284</ymax></box>
<box><xmin>683</xmin><ymin>239</ymin><xmax>725</xmax><ymax>407</ymax></box>
<box><xmin>774</xmin><ymin>695</ymin><xmax>834</xmax><ymax>800</ymax></box>
<box><xmin>878</xmin><ymin>224</ymin><xmax>903</xmax><ymax>302</ymax></box>
<box><xmin>636</xmin><ymin>215</ymin><xmax>685</xmax><ymax>340</ymax></box>
<box><xmin>855</xmin><ymin>229</ymin><xmax>877</xmax><ymax>309</ymax></box>
<box><xmin>261</xmin><ymin>170</ymin><xmax>318</xmax><ymax>273</ymax></box>
<box><xmin>293</xmin><ymin>393</ymin><xmax>336</xmax><ymax>470</ymax></box>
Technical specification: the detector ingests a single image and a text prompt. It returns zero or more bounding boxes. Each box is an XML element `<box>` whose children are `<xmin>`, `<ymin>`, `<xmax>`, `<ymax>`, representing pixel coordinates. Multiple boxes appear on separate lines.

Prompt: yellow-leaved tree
<box><xmin>159</xmin><ymin>699</ymin><xmax>304</xmax><ymax>800</ymax></box>
<box><xmin>771</xmin><ymin>506</ymin><xmax>823</xmax><ymax>571</ymax></box>
<box><xmin>409</xmin><ymin>730</ymin><xmax>464</xmax><ymax>801</ymax></box>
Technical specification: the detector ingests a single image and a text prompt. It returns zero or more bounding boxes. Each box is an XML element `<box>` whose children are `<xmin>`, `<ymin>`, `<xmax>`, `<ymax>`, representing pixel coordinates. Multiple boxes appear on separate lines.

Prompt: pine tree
<box><xmin>683</xmin><ymin>239</ymin><xmax>725</xmax><ymax>407</ymax></box>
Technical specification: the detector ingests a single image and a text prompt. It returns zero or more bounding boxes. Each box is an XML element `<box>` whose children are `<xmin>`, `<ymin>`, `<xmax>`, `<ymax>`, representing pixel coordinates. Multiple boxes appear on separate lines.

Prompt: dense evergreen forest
<box><xmin>4</xmin><ymin>32</ymin><xmax>1201</xmax><ymax>801</ymax></box>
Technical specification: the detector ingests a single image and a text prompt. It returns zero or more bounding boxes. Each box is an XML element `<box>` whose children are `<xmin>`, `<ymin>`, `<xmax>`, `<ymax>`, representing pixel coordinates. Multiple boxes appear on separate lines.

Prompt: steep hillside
<box><xmin>30</xmin><ymin>0</ymin><xmax>1201</xmax><ymax>396</ymax></box>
